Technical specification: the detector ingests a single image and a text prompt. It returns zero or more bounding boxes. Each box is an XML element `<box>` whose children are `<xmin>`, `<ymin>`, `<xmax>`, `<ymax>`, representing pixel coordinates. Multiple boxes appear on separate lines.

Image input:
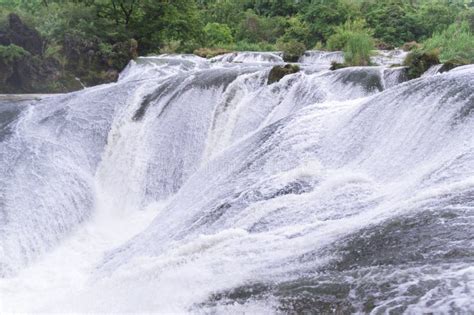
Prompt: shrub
<box><xmin>343</xmin><ymin>32</ymin><xmax>374</xmax><ymax>66</ymax></box>
<box><xmin>203</xmin><ymin>22</ymin><xmax>234</xmax><ymax>47</ymax></box>
<box><xmin>235</xmin><ymin>10</ymin><xmax>286</xmax><ymax>44</ymax></box>
<box><xmin>422</xmin><ymin>21</ymin><xmax>474</xmax><ymax>63</ymax></box>
<box><xmin>0</xmin><ymin>44</ymin><xmax>30</xmax><ymax>62</ymax></box>
<box><xmin>276</xmin><ymin>38</ymin><xmax>306</xmax><ymax>62</ymax></box>
<box><xmin>403</xmin><ymin>50</ymin><xmax>440</xmax><ymax>79</ymax></box>
<box><xmin>160</xmin><ymin>40</ymin><xmax>181</xmax><ymax>54</ymax></box>
<box><xmin>327</xmin><ymin>19</ymin><xmax>371</xmax><ymax>51</ymax></box>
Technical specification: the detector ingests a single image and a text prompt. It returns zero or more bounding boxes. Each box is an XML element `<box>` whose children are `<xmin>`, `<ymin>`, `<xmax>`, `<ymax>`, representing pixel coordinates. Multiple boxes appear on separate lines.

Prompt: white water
<box><xmin>0</xmin><ymin>52</ymin><xmax>473</xmax><ymax>313</ymax></box>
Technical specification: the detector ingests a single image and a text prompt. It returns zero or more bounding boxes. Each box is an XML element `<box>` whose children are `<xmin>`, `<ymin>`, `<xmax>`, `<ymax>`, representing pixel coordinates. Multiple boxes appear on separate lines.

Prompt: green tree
<box><xmin>301</xmin><ymin>0</ymin><xmax>360</xmax><ymax>43</ymax></box>
<box><xmin>204</xmin><ymin>22</ymin><xmax>233</xmax><ymax>46</ymax></box>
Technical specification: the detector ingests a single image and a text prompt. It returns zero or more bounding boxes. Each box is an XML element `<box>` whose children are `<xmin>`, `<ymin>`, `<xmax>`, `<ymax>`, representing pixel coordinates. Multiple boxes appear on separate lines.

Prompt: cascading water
<box><xmin>0</xmin><ymin>51</ymin><xmax>473</xmax><ymax>313</ymax></box>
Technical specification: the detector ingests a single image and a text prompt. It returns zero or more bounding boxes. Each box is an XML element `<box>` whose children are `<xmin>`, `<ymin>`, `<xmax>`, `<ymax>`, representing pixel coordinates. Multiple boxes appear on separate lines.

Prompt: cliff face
<box><xmin>0</xmin><ymin>13</ymin><xmax>136</xmax><ymax>94</ymax></box>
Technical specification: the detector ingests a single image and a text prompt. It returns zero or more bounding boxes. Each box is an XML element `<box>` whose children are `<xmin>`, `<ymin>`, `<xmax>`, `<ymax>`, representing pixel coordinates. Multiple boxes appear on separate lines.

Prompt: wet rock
<box><xmin>439</xmin><ymin>58</ymin><xmax>469</xmax><ymax>73</ymax></box>
<box><xmin>2</xmin><ymin>13</ymin><xmax>44</xmax><ymax>56</ymax></box>
<box><xmin>403</xmin><ymin>51</ymin><xmax>440</xmax><ymax>79</ymax></box>
<box><xmin>330</xmin><ymin>61</ymin><xmax>347</xmax><ymax>71</ymax></box>
<box><xmin>267</xmin><ymin>64</ymin><xmax>300</xmax><ymax>85</ymax></box>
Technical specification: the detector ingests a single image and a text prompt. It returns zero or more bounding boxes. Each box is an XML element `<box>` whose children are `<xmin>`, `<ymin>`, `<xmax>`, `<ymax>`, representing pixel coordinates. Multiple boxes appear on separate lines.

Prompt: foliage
<box><xmin>276</xmin><ymin>37</ymin><xmax>306</xmax><ymax>62</ymax></box>
<box><xmin>235</xmin><ymin>10</ymin><xmax>286</xmax><ymax>44</ymax></box>
<box><xmin>0</xmin><ymin>0</ymin><xmax>473</xmax><ymax>93</ymax></box>
<box><xmin>325</xmin><ymin>18</ymin><xmax>374</xmax><ymax>66</ymax></box>
<box><xmin>0</xmin><ymin>44</ymin><xmax>30</xmax><ymax>62</ymax></box>
<box><xmin>343</xmin><ymin>32</ymin><xmax>374</xmax><ymax>66</ymax></box>
<box><xmin>301</xmin><ymin>0</ymin><xmax>358</xmax><ymax>44</ymax></box>
<box><xmin>229</xmin><ymin>41</ymin><xmax>276</xmax><ymax>52</ymax></box>
<box><xmin>422</xmin><ymin>21</ymin><xmax>474</xmax><ymax>63</ymax></box>
<box><xmin>204</xmin><ymin>22</ymin><xmax>233</xmax><ymax>47</ymax></box>
<box><xmin>362</xmin><ymin>1</ymin><xmax>421</xmax><ymax>46</ymax></box>
<box><xmin>327</xmin><ymin>19</ymin><xmax>372</xmax><ymax>51</ymax></box>
<box><xmin>403</xmin><ymin>50</ymin><xmax>440</xmax><ymax>79</ymax></box>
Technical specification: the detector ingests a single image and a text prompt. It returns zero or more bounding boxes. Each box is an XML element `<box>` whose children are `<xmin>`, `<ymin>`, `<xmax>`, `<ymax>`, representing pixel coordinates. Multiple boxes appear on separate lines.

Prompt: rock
<box><xmin>439</xmin><ymin>58</ymin><xmax>469</xmax><ymax>73</ymax></box>
<box><xmin>330</xmin><ymin>61</ymin><xmax>347</xmax><ymax>71</ymax></box>
<box><xmin>403</xmin><ymin>51</ymin><xmax>440</xmax><ymax>79</ymax></box>
<box><xmin>194</xmin><ymin>47</ymin><xmax>231</xmax><ymax>58</ymax></box>
<box><xmin>267</xmin><ymin>64</ymin><xmax>300</xmax><ymax>85</ymax></box>
<box><xmin>5</xmin><ymin>13</ymin><xmax>44</xmax><ymax>56</ymax></box>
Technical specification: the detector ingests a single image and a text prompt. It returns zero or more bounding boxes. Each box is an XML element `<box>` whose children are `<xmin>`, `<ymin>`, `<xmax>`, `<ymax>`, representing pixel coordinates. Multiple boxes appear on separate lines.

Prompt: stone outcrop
<box><xmin>0</xmin><ymin>13</ymin><xmax>44</xmax><ymax>55</ymax></box>
<box><xmin>267</xmin><ymin>64</ymin><xmax>300</xmax><ymax>85</ymax></box>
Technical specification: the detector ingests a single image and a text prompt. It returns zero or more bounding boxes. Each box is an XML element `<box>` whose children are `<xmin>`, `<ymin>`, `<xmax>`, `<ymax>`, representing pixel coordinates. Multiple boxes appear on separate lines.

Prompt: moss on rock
<box><xmin>330</xmin><ymin>61</ymin><xmax>348</xmax><ymax>70</ymax></box>
<box><xmin>267</xmin><ymin>64</ymin><xmax>300</xmax><ymax>85</ymax></box>
<box><xmin>439</xmin><ymin>58</ymin><xmax>470</xmax><ymax>73</ymax></box>
<box><xmin>403</xmin><ymin>51</ymin><xmax>440</xmax><ymax>79</ymax></box>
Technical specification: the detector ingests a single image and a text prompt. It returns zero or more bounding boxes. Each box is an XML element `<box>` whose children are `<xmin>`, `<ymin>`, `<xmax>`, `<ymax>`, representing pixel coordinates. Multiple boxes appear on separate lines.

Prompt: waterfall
<box><xmin>0</xmin><ymin>52</ymin><xmax>473</xmax><ymax>313</ymax></box>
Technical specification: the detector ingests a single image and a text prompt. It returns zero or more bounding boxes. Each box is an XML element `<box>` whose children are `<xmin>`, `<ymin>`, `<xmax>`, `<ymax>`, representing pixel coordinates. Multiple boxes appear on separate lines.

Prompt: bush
<box><xmin>203</xmin><ymin>22</ymin><xmax>234</xmax><ymax>47</ymax></box>
<box><xmin>235</xmin><ymin>10</ymin><xmax>286</xmax><ymax>44</ymax></box>
<box><xmin>276</xmin><ymin>38</ymin><xmax>306</xmax><ymax>62</ymax></box>
<box><xmin>403</xmin><ymin>50</ymin><xmax>440</xmax><ymax>79</ymax></box>
<box><xmin>160</xmin><ymin>40</ymin><xmax>182</xmax><ymax>54</ymax></box>
<box><xmin>422</xmin><ymin>21</ymin><xmax>474</xmax><ymax>63</ymax></box>
<box><xmin>282</xmin><ymin>16</ymin><xmax>311</xmax><ymax>47</ymax></box>
<box><xmin>327</xmin><ymin>19</ymin><xmax>374</xmax><ymax>66</ymax></box>
<box><xmin>327</xmin><ymin>19</ymin><xmax>371</xmax><ymax>51</ymax></box>
<box><xmin>343</xmin><ymin>32</ymin><xmax>374</xmax><ymax>66</ymax></box>
<box><xmin>0</xmin><ymin>44</ymin><xmax>30</xmax><ymax>62</ymax></box>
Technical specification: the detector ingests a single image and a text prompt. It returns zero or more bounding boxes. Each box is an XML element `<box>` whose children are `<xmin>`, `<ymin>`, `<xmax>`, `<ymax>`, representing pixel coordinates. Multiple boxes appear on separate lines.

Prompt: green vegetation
<box><xmin>327</xmin><ymin>19</ymin><xmax>374</xmax><ymax>66</ymax></box>
<box><xmin>0</xmin><ymin>44</ymin><xmax>29</xmax><ymax>62</ymax></box>
<box><xmin>344</xmin><ymin>32</ymin><xmax>374</xmax><ymax>66</ymax></box>
<box><xmin>277</xmin><ymin>38</ymin><xmax>306</xmax><ymax>62</ymax></box>
<box><xmin>403</xmin><ymin>50</ymin><xmax>441</xmax><ymax>79</ymax></box>
<box><xmin>423</xmin><ymin>21</ymin><xmax>474</xmax><ymax>63</ymax></box>
<box><xmin>204</xmin><ymin>23</ymin><xmax>234</xmax><ymax>47</ymax></box>
<box><xmin>0</xmin><ymin>0</ymin><xmax>472</xmax><ymax>92</ymax></box>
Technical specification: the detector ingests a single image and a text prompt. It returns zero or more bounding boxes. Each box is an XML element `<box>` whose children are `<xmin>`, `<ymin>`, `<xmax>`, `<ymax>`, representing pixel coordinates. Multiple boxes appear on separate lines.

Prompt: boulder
<box><xmin>267</xmin><ymin>64</ymin><xmax>300</xmax><ymax>85</ymax></box>
<box><xmin>439</xmin><ymin>58</ymin><xmax>469</xmax><ymax>73</ymax></box>
<box><xmin>403</xmin><ymin>51</ymin><xmax>440</xmax><ymax>79</ymax></box>
<box><xmin>330</xmin><ymin>61</ymin><xmax>347</xmax><ymax>71</ymax></box>
<box><xmin>5</xmin><ymin>13</ymin><xmax>44</xmax><ymax>56</ymax></box>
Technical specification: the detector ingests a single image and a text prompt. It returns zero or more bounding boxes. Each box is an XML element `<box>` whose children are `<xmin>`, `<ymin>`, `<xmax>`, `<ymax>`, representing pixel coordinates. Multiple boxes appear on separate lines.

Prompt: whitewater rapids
<box><xmin>0</xmin><ymin>51</ymin><xmax>473</xmax><ymax>313</ymax></box>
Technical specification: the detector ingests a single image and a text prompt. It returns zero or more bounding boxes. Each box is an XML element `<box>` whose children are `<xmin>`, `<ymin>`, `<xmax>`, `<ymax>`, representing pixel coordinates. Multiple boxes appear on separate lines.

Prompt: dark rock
<box><xmin>330</xmin><ymin>61</ymin><xmax>347</xmax><ymax>71</ymax></box>
<box><xmin>403</xmin><ymin>51</ymin><xmax>440</xmax><ymax>79</ymax></box>
<box><xmin>439</xmin><ymin>58</ymin><xmax>469</xmax><ymax>73</ymax></box>
<box><xmin>267</xmin><ymin>64</ymin><xmax>300</xmax><ymax>85</ymax></box>
<box><xmin>6</xmin><ymin>13</ymin><xmax>44</xmax><ymax>56</ymax></box>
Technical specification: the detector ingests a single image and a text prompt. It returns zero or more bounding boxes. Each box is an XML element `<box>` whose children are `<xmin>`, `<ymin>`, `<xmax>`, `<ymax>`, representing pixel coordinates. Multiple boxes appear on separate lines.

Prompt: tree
<box><xmin>204</xmin><ymin>22</ymin><xmax>233</xmax><ymax>46</ymax></box>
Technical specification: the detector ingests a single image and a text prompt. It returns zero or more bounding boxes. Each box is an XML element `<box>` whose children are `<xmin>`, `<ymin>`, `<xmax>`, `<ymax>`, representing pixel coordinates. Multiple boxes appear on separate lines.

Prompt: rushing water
<box><xmin>0</xmin><ymin>51</ymin><xmax>473</xmax><ymax>313</ymax></box>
